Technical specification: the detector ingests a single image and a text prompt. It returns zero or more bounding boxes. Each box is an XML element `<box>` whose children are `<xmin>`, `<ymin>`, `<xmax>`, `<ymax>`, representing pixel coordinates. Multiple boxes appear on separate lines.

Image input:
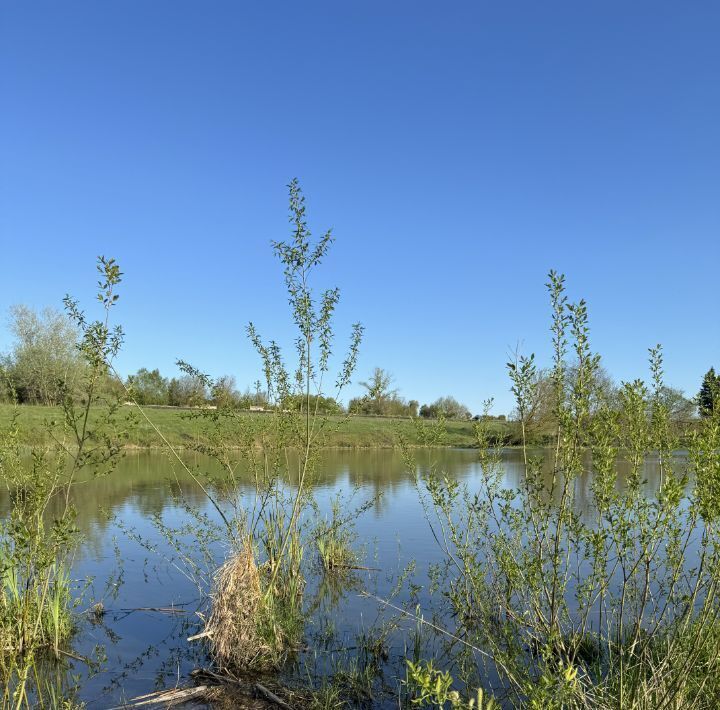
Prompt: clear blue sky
<box><xmin>1</xmin><ymin>1</ymin><xmax>718</xmax><ymax>414</ymax></box>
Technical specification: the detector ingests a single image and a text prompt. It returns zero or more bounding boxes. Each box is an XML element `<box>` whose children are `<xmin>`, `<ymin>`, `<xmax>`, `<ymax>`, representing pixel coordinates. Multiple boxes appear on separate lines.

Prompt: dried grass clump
<box><xmin>206</xmin><ymin>539</ymin><xmax>270</xmax><ymax>670</ymax></box>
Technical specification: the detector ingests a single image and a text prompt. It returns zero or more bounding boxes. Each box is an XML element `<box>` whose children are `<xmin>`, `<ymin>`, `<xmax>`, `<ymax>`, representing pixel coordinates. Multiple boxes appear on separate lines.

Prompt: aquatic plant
<box><xmin>0</xmin><ymin>257</ymin><xmax>129</xmax><ymax>708</ymax></box>
<box><xmin>314</xmin><ymin>493</ymin><xmax>372</xmax><ymax>573</ymax></box>
<box><xmin>406</xmin><ymin>272</ymin><xmax>720</xmax><ymax>708</ymax></box>
<box><xmin>203</xmin><ymin>537</ymin><xmax>268</xmax><ymax>669</ymax></box>
<box><xmin>133</xmin><ymin>180</ymin><xmax>364</xmax><ymax>671</ymax></box>
<box><xmin>405</xmin><ymin>660</ymin><xmax>499</xmax><ymax>709</ymax></box>
<box><xmin>409</xmin><ymin>270</ymin><xmax>720</xmax><ymax>708</ymax></box>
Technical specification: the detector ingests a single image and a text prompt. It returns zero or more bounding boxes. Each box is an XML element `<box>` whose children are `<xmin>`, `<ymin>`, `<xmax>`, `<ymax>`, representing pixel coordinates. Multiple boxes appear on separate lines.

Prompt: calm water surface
<box><xmin>0</xmin><ymin>448</ymin><xmax>672</xmax><ymax>707</ymax></box>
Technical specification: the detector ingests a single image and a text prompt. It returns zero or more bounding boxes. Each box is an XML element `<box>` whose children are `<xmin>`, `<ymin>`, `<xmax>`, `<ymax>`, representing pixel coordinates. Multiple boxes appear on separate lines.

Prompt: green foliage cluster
<box><xmin>314</xmin><ymin>493</ymin><xmax>372</xmax><ymax>573</ymax></box>
<box><xmin>419</xmin><ymin>396</ymin><xmax>472</xmax><ymax>420</ymax></box>
<box><xmin>0</xmin><ymin>305</ymin><xmax>121</xmax><ymax>407</ymax></box>
<box><xmin>126</xmin><ymin>367</ymin><xmax>175</xmax><ymax>405</ymax></box>
<box><xmin>348</xmin><ymin>367</ymin><xmax>419</xmax><ymax>417</ymax></box>
<box><xmin>506</xmin><ymin>361</ymin><xmax>696</xmax><ymax>446</ymax></box>
<box><xmin>133</xmin><ymin>180</ymin><xmax>366</xmax><ymax>673</ymax></box>
<box><xmin>410</xmin><ymin>270</ymin><xmax>720</xmax><ymax>709</ymax></box>
<box><xmin>126</xmin><ymin>367</ymin><xmax>272</xmax><ymax>409</ymax></box>
<box><xmin>125</xmin><ymin>366</ymin><xmax>348</xmax><ymax>413</ymax></box>
<box><xmin>0</xmin><ymin>442</ymin><xmax>75</xmax><ymax>674</ymax></box>
<box><xmin>698</xmin><ymin>367</ymin><xmax>720</xmax><ymax>417</ymax></box>
<box><xmin>347</xmin><ymin>368</ymin><xmax>473</xmax><ymax>421</ymax></box>
<box><xmin>405</xmin><ymin>660</ymin><xmax>499</xmax><ymax>709</ymax></box>
<box><xmin>0</xmin><ymin>257</ymin><xmax>131</xmax><ymax>708</ymax></box>
<box><xmin>283</xmin><ymin>393</ymin><xmax>343</xmax><ymax>415</ymax></box>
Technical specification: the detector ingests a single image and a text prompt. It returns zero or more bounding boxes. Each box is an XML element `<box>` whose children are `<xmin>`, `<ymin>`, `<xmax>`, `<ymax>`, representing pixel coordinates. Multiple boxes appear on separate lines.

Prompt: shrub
<box><xmin>411</xmin><ymin>271</ymin><xmax>720</xmax><ymax>708</ymax></box>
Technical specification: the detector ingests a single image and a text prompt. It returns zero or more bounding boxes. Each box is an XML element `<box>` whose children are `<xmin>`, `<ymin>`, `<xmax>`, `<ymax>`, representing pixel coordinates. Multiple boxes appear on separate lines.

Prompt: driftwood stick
<box><xmin>122</xmin><ymin>607</ymin><xmax>188</xmax><ymax>614</ymax></box>
<box><xmin>191</xmin><ymin>667</ymin><xmax>237</xmax><ymax>685</ymax></box>
<box><xmin>189</xmin><ymin>667</ymin><xmax>295</xmax><ymax>709</ymax></box>
<box><xmin>110</xmin><ymin>685</ymin><xmax>208</xmax><ymax>708</ymax></box>
<box><xmin>187</xmin><ymin>629</ymin><xmax>212</xmax><ymax>642</ymax></box>
<box><xmin>57</xmin><ymin>648</ymin><xmax>93</xmax><ymax>665</ymax></box>
<box><xmin>255</xmin><ymin>682</ymin><xmax>294</xmax><ymax>710</ymax></box>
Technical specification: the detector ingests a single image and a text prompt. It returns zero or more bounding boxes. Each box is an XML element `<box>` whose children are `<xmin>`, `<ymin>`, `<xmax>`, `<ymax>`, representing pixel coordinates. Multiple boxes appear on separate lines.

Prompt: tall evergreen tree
<box><xmin>698</xmin><ymin>367</ymin><xmax>720</xmax><ymax>417</ymax></box>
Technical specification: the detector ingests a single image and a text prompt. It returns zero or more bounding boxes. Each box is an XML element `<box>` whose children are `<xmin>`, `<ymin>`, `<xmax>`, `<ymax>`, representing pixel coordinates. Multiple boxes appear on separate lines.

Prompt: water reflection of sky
<box><xmin>0</xmin><ymin>449</ymin><xmax>687</xmax><ymax>708</ymax></box>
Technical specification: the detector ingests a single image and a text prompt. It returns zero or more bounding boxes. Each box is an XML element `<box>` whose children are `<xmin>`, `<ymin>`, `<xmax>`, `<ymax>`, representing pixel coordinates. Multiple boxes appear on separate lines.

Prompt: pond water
<box><xmin>0</xmin><ymin>448</ymin><xmax>672</xmax><ymax>708</ymax></box>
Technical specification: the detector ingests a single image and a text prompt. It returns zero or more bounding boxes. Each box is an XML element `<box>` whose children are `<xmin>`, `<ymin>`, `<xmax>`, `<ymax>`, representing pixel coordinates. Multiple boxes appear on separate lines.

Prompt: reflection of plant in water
<box><xmin>297</xmin><ymin>652</ymin><xmax>379</xmax><ymax>710</ymax></box>
<box><xmin>297</xmin><ymin>561</ymin><xmax>419</xmax><ymax>708</ymax></box>
<box><xmin>407</xmin><ymin>271</ymin><xmax>720</xmax><ymax>708</ymax></box>
<box><xmin>0</xmin><ymin>257</ymin><xmax>130</xmax><ymax>708</ymax></box>
<box><xmin>115</xmin><ymin>498</ymin><xmax>223</xmax><ymax>596</ymax></box>
<box><xmin>312</xmin><ymin>568</ymin><xmax>363</xmax><ymax>613</ymax></box>
<box><xmin>98</xmin><ymin>605</ymin><xmax>203</xmax><ymax>702</ymax></box>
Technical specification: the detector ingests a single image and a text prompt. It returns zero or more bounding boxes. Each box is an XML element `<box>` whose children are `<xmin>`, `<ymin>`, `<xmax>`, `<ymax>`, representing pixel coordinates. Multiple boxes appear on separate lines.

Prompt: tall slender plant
<box><xmin>0</xmin><ymin>257</ymin><xmax>130</xmax><ymax>709</ymax></box>
<box><xmin>135</xmin><ymin>180</ymin><xmax>363</xmax><ymax>670</ymax></box>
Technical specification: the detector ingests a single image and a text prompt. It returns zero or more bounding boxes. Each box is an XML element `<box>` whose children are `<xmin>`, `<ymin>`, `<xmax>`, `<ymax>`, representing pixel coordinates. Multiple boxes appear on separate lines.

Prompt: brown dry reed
<box><xmin>205</xmin><ymin>538</ymin><xmax>270</xmax><ymax>670</ymax></box>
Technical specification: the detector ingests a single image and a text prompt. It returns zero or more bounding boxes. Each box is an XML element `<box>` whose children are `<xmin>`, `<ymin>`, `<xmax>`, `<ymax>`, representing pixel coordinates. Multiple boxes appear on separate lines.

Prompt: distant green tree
<box><xmin>419</xmin><ymin>396</ymin><xmax>471</xmax><ymax>420</ymax></box>
<box><xmin>283</xmin><ymin>393</ymin><xmax>343</xmax><ymax>414</ymax></box>
<box><xmin>698</xmin><ymin>367</ymin><xmax>720</xmax><ymax>417</ymax></box>
<box><xmin>348</xmin><ymin>394</ymin><xmax>408</xmax><ymax>416</ymax></box>
<box><xmin>212</xmin><ymin>374</ymin><xmax>240</xmax><ymax>408</ymax></box>
<box><xmin>127</xmin><ymin>367</ymin><xmax>169</xmax><ymax>405</ymax></box>
<box><xmin>507</xmin><ymin>362</ymin><xmax>617</xmax><ymax>442</ymax></box>
<box><xmin>351</xmin><ymin>368</ymin><xmax>418</xmax><ymax>417</ymax></box>
<box><xmin>167</xmin><ymin>377</ymin><xmax>182</xmax><ymax>407</ymax></box>
<box><xmin>3</xmin><ymin>305</ymin><xmax>82</xmax><ymax>405</ymax></box>
<box><xmin>0</xmin><ymin>367</ymin><xmax>11</xmax><ymax>403</ymax></box>
<box><xmin>179</xmin><ymin>374</ymin><xmax>208</xmax><ymax>407</ymax></box>
<box><xmin>513</xmin><ymin>367</ymin><xmax>556</xmax><ymax>439</ymax></box>
<box><xmin>165</xmin><ymin>374</ymin><xmax>208</xmax><ymax>407</ymax></box>
<box><xmin>407</xmin><ymin>399</ymin><xmax>419</xmax><ymax>418</ymax></box>
<box><xmin>251</xmin><ymin>380</ymin><xmax>269</xmax><ymax>407</ymax></box>
<box><xmin>358</xmin><ymin>367</ymin><xmax>398</xmax><ymax>414</ymax></box>
<box><xmin>657</xmin><ymin>385</ymin><xmax>695</xmax><ymax>422</ymax></box>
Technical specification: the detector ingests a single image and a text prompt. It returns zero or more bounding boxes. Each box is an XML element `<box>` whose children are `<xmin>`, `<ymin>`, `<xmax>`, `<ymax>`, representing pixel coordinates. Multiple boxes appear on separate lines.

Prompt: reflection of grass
<box><xmin>0</xmin><ymin>404</ymin><xmax>509</xmax><ymax>449</ymax></box>
<box><xmin>295</xmin><ymin>656</ymin><xmax>377</xmax><ymax>710</ymax></box>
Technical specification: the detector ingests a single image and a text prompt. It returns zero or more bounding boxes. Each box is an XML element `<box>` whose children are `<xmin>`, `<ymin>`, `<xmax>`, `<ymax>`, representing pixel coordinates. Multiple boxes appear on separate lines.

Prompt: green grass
<box><xmin>0</xmin><ymin>403</ymin><xmax>511</xmax><ymax>449</ymax></box>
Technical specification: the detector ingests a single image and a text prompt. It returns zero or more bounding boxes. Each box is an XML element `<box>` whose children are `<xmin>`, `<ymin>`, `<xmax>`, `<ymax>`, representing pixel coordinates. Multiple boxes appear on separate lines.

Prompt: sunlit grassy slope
<box><xmin>0</xmin><ymin>404</ymin><xmax>511</xmax><ymax>449</ymax></box>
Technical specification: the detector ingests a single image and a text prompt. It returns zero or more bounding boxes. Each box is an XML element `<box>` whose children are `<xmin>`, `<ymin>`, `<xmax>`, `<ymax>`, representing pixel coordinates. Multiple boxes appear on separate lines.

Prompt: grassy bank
<box><xmin>0</xmin><ymin>403</ymin><xmax>510</xmax><ymax>449</ymax></box>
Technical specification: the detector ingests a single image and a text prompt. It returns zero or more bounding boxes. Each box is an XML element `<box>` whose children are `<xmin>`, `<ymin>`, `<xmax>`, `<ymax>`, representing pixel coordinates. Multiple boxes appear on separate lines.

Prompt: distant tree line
<box><xmin>0</xmin><ymin>306</ymin><xmax>714</xmax><ymax>426</ymax></box>
<box><xmin>0</xmin><ymin>305</ymin><xmax>348</xmax><ymax>412</ymax></box>
<box><xmin>126</xmin><ymin>369</ymin><xmax>346</xmax><ymax>413</ymax></box>
<box><xmin>347</xmin><ymin>367</ymin><xmax>476</xmax><ymax>419</ymax></box>
<box><xmin>506</xmin><ymin>361</ymin><xmax>701</xmax><ymax>444</ymax></box>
